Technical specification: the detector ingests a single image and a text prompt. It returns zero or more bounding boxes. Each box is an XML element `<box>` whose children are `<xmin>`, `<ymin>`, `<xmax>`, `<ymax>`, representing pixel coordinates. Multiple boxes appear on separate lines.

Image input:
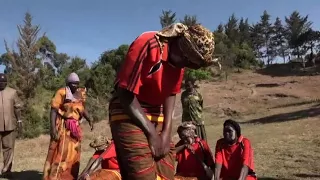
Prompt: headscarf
<box><xmin>155</xmin><ymin>23</ymin><xmax>220</xmax><ymax>68</ymax></box>
<box><xmin>224</xmin><ymin>119</ymin><xmax>241</xmax><ymax>137</ymax></box>
<box><xmin>65</xmin><ymin>72</ymin><xmax>80</xmax><ymax>101</ymax></box>
<box><xmin>66</xmin><ymin>72</ymin><xmax>80</xmax><ymax>83</ymax></box>
<box><xmin>0</xmin><ymin>73</ymin><xmax>7</xmax><ymax>82</ymax></box>
<box><xmin>90</xmin><ymin>136</ymin><xmax>112</xmax><ymax>151</ymax></box>
<box><xmin>177</xmin><ymin>121</ymin><xmax>197</xmax><ymax>138</ymax></box>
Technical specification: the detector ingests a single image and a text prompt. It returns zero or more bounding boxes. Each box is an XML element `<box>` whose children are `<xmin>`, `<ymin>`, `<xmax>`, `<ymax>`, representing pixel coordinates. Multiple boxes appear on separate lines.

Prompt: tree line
<box><xmin>0</xmin><ymin>10</ymin><xmax>319</xmax><ymax>138</ymax></box>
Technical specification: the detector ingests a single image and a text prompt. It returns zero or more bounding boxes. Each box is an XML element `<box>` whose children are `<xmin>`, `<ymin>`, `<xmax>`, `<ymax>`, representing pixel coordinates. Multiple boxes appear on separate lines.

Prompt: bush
<box><xmin>21</xmin><ymin>106</ymin><xmax>49</xmax><ymax>138</ymax></box>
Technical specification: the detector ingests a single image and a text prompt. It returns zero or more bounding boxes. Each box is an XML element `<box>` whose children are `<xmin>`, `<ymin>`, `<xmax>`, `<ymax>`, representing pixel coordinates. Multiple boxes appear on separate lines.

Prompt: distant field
<box><xmin>1</xmin><ymin>71</ymin><xmax>320</xmax><ymax>180</ymax></box>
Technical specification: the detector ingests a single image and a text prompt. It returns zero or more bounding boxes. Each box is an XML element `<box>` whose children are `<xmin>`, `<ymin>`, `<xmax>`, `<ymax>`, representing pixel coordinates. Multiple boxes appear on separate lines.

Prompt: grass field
<box><xmin>1</xmin><ymin>71</ymin><xmax>320</xmax><ymax>180</ymax></box>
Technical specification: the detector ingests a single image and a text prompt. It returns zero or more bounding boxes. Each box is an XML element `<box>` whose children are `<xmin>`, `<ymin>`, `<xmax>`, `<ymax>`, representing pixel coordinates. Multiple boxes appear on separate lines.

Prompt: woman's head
<box><xmin>90</xmin><ymin>136</ymin><xmax>112</xmax><ymax>151</ymax></box>
<box><xmin>66</xmin><ymin>72</ymin><xmax>80</xmax><ymax>93</ymax></box>
<box><xmin>155</xmin><ymin>23</ymin><xmax>218</xmax><ymax>69</ymax></box>
<box><xmin>177</xmin><ymin>121</ymin><xmax>197</xmax><ymax>144</ymax></box>
<box><xmin>0</xmin><ymin>74</ymin><xmax>7</xmax><ymax>91</ymax></box>
<box><xmin>223</xmin><ymin>119</ymin><xmax>241</xmax><ymax>144</ymax></box>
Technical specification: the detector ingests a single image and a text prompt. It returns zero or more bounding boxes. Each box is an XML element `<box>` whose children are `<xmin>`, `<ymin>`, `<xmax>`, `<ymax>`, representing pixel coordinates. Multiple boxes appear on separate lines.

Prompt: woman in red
<box><xmin>175</xmin><ymin>122</ymin><xmax>215</xmax><ymax>180</ymax></box>
<box><xmin>78</xmin><ymin>136</ymin><xmax>121</xmax><ymax>180</ymax></box>
<box><xmin>214</xmin><ymin>119</ymin><xmax>257</xmax><ymax>180</ymax></box>
<box><xmin>109</xmin><ymin>23</ymin><xmax>219</xmax><ymax>180</ymax></box>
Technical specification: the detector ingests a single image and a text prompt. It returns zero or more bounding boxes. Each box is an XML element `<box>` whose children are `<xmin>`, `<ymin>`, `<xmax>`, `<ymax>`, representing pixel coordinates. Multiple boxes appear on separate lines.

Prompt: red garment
<box><xmin>116</xmin><ymin>31</ymin><xmax>184</xmax><ymax>106</ymax></box>
<box><xmin>92</xmin><ymin>143</ymin><xmax>119</xmax><ymax>170</ymax></box>
<box><xmin>176</xmin><ymin>139</ymin><xmax>214</xmax><ymax>178</ymax></box>
<box><xmin>215</xmin><ymin>136</ymin><xmax>256</xmax><ymax>180</ymax></box>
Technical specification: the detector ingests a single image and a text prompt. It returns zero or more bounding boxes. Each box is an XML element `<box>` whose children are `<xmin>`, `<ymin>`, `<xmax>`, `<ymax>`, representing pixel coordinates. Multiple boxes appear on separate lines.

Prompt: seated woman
<box><xmin>175</xmin><ymin>122</ymin><xmax>215</xmax><ymax>180</ymax></box>
<box><xmin>78</xmin><ymin>136</ymin><xmax>120</xmax><ymax>180</ymax></box>
<box><xmin>214</xmin><ymin>119</ymin><xmax>257</xmax><ymax>180</ymax></box>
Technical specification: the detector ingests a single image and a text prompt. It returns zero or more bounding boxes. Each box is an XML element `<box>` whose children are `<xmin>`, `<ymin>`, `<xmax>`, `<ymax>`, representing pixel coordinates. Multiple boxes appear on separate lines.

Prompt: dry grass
<box><xmin>1</xmin><ymin>71</ymin><xmax>320</xmax><ymax>179</ymax></box>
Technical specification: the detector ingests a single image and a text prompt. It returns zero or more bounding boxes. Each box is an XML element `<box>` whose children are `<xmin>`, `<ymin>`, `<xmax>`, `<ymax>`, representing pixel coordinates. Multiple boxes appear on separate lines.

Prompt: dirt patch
<box><xmin>266</xmin><ymin>93</ymin><xmax>300</xmax><ymax>99</ymax></box>
<box><xmin>255</xmin><ymin>83</ymin><xmax>282</xmax><ymax>88</ymax></box>
<box><xmin>222</xmin><ymin>107</ymin><xmax>241</xmax><ymax>117</ymax></box>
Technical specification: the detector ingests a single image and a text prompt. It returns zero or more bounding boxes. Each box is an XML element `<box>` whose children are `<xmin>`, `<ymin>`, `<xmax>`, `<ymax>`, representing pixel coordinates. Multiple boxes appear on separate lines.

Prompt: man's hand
<box><xmin>50</xmin><ymin>128</ymin><xmax>59</xmax><ymax>141</ymax></box>
<box><xmin>204</xmin><ymin>167</ymin><xmax>214</xmax><ymax>180</ymax></box>
<box><xmin>159</xmin><ymin>132</ymin><xmax>171</xmax><ymax>158</ymax></box>
<box><xmin>147</xmin><ymin>131</ymin><xmax>162</xmax><ymax>159</ymax></box>
<box><xmin>17</xmin><ymin>120</ymin><xmax>23</xmax><ymax>137</ymax></box>
<box><xmin>89</xmin><ymin>120</ymin><xmax>94</xmax><ymax>131</ymax></box>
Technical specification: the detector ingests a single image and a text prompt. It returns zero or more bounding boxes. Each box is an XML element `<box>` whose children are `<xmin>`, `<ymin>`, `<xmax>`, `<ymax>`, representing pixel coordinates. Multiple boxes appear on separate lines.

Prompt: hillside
<box><xmin>1</xmin><ymin>71</ymin><xmax>320</xmax><ymax>180</ymax></box>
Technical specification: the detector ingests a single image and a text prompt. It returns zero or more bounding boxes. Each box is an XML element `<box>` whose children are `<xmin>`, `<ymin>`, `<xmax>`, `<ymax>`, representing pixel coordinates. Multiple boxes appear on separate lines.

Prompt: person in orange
<box><xmin>109</xmin><ymin>23</ymin><xmax>219</xmax><ymax>180</ymax></box>
<box><xmin>43</xmin><ymin>72</ymin><xmax>94</xmax><ymax>180</ymax></box>
<box><xmin>175</xmin><ymin>122</ymin><xmax>214</xmax><ymax>180</ymax></box>
<box><xmin>214</xmin><ymin>119</ymin><xmax>257</xmax><ymax>180</ymax></box>
<box><xmin>78</xmin><ymin>136</ymin><xmax>120</xmax><ymax>180</ymax></box>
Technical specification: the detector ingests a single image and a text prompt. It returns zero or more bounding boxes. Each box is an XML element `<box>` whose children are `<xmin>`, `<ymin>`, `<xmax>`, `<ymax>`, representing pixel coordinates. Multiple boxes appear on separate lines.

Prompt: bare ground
<box><xmin>1</xmin><ymin>71</ymin><xmax>320</xmax><ymax>180</ymax></box>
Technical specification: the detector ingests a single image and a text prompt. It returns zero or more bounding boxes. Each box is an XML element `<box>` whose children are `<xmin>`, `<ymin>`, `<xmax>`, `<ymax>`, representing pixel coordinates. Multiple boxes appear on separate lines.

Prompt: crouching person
<box><xmin>175</xmin><ymin>122</ymin><xmax>215</xmax><ymax>180</ymax></box>
<box><xmin>78</xmin><ymin>136</ymin><xmax>120</xmax><ymax>180</ymax></box>
<box><xmin>214</xmin><ymin>119</ymin><xmax>257</xmax><ymax>180</ymax></box>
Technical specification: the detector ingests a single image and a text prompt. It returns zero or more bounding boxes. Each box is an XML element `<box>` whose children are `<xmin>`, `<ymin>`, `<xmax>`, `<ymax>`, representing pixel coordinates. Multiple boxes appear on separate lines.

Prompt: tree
<box><xmin>99</xmin><ymin>44</ymin><xmax>129</xmax><ymax>73</ymax></box>
<box><xmin>160</xmin><ymin>10</ymin><xmax>176</xmax><ymax>28</ymax></box>
<box><xmin>250</xmin><ymin>23</ymin><xmax>264</xmax><ymax>59</ymax></box>
<box><xmin>4</xmin><ymin>12</ymin><xmax>41</xmax><ymax>99</ymax></box>
<box><xmin>259</xmin><ymin>10</ymin><xmax>276</xmax><ymax>65</ymax></box>
<box><xmin>225</xmin><ymin>14</ymin><xmax>239</xmax><ymax>45</ymax></box>
<box><xmin>285</xmin><ymin>11</ymin><xmax>312</xmax><ymax>58</ymax></box>
<box><xmin>238</xmin><ymin>18</ymin><xmax>251</xmax><ymax>45</ymax></box>
<box><xmin>272</xmin><ymin>17</ymin><xmax>289</xmax><ymax>63</ymax></box>
<box><xmin>180</xmin><ymin>15</ymin><xmax>198</xmax><ymax>26</ymax></box>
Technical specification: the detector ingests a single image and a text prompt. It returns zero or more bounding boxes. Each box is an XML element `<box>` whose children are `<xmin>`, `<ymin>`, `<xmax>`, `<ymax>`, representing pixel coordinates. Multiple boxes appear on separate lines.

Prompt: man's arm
<box><xmin>13</xmin><ymin>92</ymin><xmax>22</xmax><ymax>120</ymax></box>
<box><xmin>214</xmin><ymin>163</ymin><xmax>222</xmax><ymax>180</ymax></box>
<box><xmin>162</xmin><ymin>94</ymin><xmax>176</xmax><ymax>136</ymax></box>
<box><xmin>238</xmin><ymin>165</ymin><xmax>249</xmax><ymax>180</ymax></box>
<box><xmin>117</xmin><ymin>87</ymin><xmax>156</xmax><ymax>138</ymax></box>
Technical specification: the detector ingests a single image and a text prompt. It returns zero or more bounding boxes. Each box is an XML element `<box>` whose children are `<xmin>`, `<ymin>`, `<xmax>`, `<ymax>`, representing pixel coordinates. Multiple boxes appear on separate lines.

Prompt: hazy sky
<box><xmin>1</xmin><ymin>0</ymin><xmax>320</xmax><ymax>72</ymax></box>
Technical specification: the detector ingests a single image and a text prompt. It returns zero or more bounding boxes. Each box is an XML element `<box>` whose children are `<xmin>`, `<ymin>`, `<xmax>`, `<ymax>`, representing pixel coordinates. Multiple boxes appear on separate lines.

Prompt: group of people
<box><xmin>0</xmin><ymin>22</ymin><xmax>257</xmax><ymax>180</ymax></box>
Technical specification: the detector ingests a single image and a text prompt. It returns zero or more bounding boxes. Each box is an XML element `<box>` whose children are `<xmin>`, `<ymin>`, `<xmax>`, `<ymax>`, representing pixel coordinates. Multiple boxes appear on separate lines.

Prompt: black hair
<box><xmin>224</xmin><ymin>119</ymin><xmax>241</xmax><ymax>137</ymax></box>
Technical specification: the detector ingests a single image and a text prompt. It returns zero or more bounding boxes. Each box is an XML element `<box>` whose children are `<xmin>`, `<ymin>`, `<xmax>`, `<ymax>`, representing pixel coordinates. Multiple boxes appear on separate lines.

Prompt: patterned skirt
<box><xmin>109</xmin><ymin>98</ymin><xmax>175</xmax><ymax>180</ymax></box>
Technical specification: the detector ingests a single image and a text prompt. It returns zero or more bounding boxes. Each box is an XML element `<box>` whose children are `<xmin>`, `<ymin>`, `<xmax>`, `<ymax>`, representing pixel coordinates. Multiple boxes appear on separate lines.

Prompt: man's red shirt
<box><xmin>116</xmin><ymin>31</ymin><xmax>184</xmax><ymax>106</ymax></box>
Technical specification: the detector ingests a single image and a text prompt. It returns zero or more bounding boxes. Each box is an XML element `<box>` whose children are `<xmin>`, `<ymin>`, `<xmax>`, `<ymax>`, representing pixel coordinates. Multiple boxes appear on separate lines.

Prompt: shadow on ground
<box><xmin>242</xmin><ymin>107</ymin><xmax>320</xmax><ymax>124</ymax></box>
<box><xmin>295</xmin><ymin>173</ymin><xmax>320</xmax><ymax>178</ymax></box>
<box><xmin>255</xmin><ymin>63</ymin><xmax>320</xmax><ymax>77</ymax></box>
<box><xmin>2</xmin><ymin>170</ymin><xmax>43</xmax><ymax>180</ymax></box>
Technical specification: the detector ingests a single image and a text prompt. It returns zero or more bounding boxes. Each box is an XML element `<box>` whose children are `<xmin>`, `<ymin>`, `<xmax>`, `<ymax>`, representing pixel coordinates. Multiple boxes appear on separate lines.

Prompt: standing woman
<box><xmin>109</xmin><ymin>23</ymin><xmax>218</xmax><ymax>180</ymax></box>
<box><xmin>181</xmin><ymin>78</ymin><xmax>207</xmax><ymax>141</ymax></box>
<box><xmin>43</xmin><ymin>72</ymin><xmax>94</xmax><ymax>180</ymax></box>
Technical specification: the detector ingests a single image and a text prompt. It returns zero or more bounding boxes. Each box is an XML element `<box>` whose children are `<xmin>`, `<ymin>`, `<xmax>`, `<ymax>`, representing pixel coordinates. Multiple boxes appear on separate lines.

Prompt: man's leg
<box><xmin>110</xmin><ymin>120</ymin><xmax>157</xmax><ymax>180</ymax></box>
<box><xmin>2</xmin><ymin>130</ymin><xmax>15</xmax><ymax>174</ymax></box>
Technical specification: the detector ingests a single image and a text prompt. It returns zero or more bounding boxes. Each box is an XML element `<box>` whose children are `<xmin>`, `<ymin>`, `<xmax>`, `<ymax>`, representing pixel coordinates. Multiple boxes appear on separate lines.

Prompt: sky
<box><xmin>1</xmin><ymin>0</ymin><xmax>320</xmax><ymax>72</ymax></box>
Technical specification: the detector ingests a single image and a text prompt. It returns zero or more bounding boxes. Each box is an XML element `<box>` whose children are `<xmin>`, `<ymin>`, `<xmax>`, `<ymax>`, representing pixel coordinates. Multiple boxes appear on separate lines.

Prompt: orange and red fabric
<box><xmin>215</xmin><ymin>135</ymin><xmax>256</xmax><ymax>180</ymax></box>
<box><xmin>92</xmin><ymin>143</ymin><xmax>119</xmax><ymax>170</ymax></box>
<box><xmin>176</xmin><ymin>138</ymin><xmax>214</xmax><ymax>177</ymax></box>
<box><xmin>115</xmin><ymin>31</ymin><xmax>184</xmax><ymax>106</ymax></box>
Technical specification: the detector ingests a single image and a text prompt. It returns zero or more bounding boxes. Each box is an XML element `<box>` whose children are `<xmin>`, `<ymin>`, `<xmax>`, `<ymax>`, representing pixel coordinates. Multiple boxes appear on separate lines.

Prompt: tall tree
<box><xmin>285</xmin><ymin>11</ymin><xmax>312</xmax><ymax>58</ymax></box>
<box><xmin>180</xmin><ymin>15</ymin><xmax>198</xmax><ymax>26</ymax></box>
<box><xmin>272</xmin><ymin>17</ymin><xmax>289</xmax><ymax>63</ymax></box>
<box><xmin>4</xmin><ymin>12</ymin><xmax>41</xmax><ymax>99</ymax></box>
<box><xmin>250</xmin><ymin>23</ymin><xmax>264</xmax><ymax>59</ymax></box>
<box><xmin>224</xmin><ymin>14</ymin><xmax>239</xmax><ymax>45</ymax></box>
<box><xmin>160</xmin><ymin>10</ymin><xmax>176</xmax><ymax>28</ymax></box>
<box><xmin>238</xmin><ymin>18</ymin><xmax>251</xmax><ymax>45</ymax></box>
<box><xmin>259</xmin><ymin>10</ymin><xmax>275</xmax><ymax>65</ymax></box>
